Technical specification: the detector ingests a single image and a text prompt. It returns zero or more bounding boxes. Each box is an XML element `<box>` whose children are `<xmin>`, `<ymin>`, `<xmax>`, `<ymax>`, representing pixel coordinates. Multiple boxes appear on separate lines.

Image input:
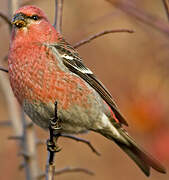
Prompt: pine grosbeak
<box><xmin>8</xmin><ymin>5</ymin><xmax>166</xmax><ymax>176</ymax></box>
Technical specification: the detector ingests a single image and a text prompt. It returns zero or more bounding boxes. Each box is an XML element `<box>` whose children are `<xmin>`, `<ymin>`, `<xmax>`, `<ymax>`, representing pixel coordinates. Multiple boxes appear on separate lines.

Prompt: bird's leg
<box><xmin>47</xmin><ymin>101</ymin><xmax>62</xmax><ymax>165</ymax></box>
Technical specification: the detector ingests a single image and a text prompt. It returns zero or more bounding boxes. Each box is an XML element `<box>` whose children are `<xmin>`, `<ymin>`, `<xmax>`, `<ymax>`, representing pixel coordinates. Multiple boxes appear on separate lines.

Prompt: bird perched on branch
<box><xmin>8</xmin><ymin>5</ymin><xmax>166</xmax><ymax>176</ymax></box>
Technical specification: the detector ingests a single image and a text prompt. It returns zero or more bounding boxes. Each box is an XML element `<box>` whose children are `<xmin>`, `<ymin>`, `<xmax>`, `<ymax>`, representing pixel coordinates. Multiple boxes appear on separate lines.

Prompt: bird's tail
<box><xmin>101</xmin><ymin>128</ymin><xmax>166</xmax><ymax>176</ymax></box>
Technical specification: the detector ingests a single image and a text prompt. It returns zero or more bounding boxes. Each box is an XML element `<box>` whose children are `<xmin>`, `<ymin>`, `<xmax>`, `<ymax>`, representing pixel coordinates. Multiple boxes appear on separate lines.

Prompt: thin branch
<box><xmin>36</xmin><ymin>134</ymin><xmax>100</xmax><ymax>155</ymax></box>
<box><xmin>0</xmin><ymin>120</ymin><xmax>11</xmax><ymax>127</ymax></box>
<box><xmin>36</xmin><ymin>134</ymin><xmax>100</xmax><ymax>162</ymax></box>
<box><xmin>73</xmin><ymin>29</ymin><xmax>134</xmax><ymax>49</ymax></box>
<box><xmin>8</xmin><ymin>135</ymin><xmax>23</xmax><ymax>140</ymax></box>
<box><xmin>39</xmin><ymin>166</ymin><xmax>94</xmax><ymax>179</ymax></box>
<box><xmin>54</xmin><ymin>167</ymin><xmax>94</xmax><ymax>176</ymax></box>
<box><xmin>0</xmin><ymin>12</ymin><xmax>11</xmax><ymax>30</ymax></box>
<box><xmin>109</xmin><ymin>0</ymin><xmax>169</xmax><ymax>36</ymax></box>
<box><xmin>162</xmin><ymin>0</ymin><xmax>169</xmax><ymax>21</ymax></box>
<box><xmin>54</xmin><ymin>0</ymin><xmax>64</xmax><ymax>33</ymax></box>
<box><xmin>60</xmin><ymin>134</ymin><xmax>101</xmax><ymax>156</ymax></box>
<box><xmin>0</xmin><ymin>66</ymin><xmax>8</xmax><ymax>73</ymax></box>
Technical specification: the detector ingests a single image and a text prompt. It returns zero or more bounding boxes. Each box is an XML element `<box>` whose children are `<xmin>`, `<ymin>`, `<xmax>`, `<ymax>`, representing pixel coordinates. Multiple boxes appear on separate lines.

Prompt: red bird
<box><xmin>8</xmin><ymin>5</ymin><xmax>166</xmax><ymax>176</ymax></box>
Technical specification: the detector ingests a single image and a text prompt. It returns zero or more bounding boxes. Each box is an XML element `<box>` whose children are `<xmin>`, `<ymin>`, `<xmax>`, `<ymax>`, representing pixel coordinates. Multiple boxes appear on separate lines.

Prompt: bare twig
<box><xmin>110</xmin><ymin>0</ymin><xmax>169</xmax><ymax>36</ymax></box>
<box><xmin>8</xmin><ymin>135</ymin><xmax>23</xmax><ymax>140</ymax></box>
<box><xmin>162</xmin><ymin>0</ymin><xmax>169</xmax><ymax>21</ymax></box>
<box><xmin>0</xmin><ymin>12</ymin><xmax>11</xmax><ymax>29</ymax></box>
<box><xmin>54</xmin><ymin>0</ymin><xmax>64</xmax><ymax>33</ymax></box>
<box><xmin>0</xmin><ymin>120</ymin><xmax>11</xmax><ymax>126</ymax></box>
<box><xmin>36</xmin><ymin>134</ymin><xmax>100</xmax><ymax>155</ymax></box>
<box><xmin>73</xmin><ymin>29</ymin><xmax>134</xmax><ymax>48</ymax></box>
<box><xmin>54</xmin><ymin>167</ymin><xmax>94</xmax><ymax>176</ymax></box>
<box><xmin>60</xmin><ymin>134</ymin><xmax>101</xmax><ymax>156</ymax></box>
<box><xmin>39</xmin><ymin>166</ymin><xmax>94</xmax><ymax>179</ymax></box>
<box><xmin>0</xmin><ymin>66</ymin><xmax>8</xmax><ymax>73</ymax></box>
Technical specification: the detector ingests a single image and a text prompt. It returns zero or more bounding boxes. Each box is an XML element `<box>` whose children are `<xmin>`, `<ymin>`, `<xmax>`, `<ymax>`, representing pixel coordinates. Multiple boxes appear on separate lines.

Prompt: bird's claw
<box><xmin>47</xmin><ymin>139</ymin><xmax>62</xmax><ymax>152</ymax></box>
<box><xmin>49</xmin><ymin>117</ymin><xmax>62</xmax><ymax>131</ymax></box>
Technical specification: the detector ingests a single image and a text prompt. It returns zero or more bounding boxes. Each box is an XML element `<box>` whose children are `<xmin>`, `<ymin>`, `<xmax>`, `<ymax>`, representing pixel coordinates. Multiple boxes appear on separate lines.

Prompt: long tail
<box><xmin>102</xmin><ymin>128</ymin><xmax>166</xmax><ymax>176</ymax></box>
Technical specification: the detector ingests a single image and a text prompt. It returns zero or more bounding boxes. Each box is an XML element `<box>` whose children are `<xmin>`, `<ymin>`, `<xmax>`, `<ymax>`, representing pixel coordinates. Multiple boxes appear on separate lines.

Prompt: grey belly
<box><xmin>23</xmin><ymin>99</ymin><xmax>103</xmax><ymax>134</ymax></box>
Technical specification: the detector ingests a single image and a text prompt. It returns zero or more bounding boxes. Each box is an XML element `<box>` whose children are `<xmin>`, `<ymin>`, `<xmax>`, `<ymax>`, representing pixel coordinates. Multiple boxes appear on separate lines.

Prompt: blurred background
<box><xmin>0</xmin><ymin>0</ymin><xmax>169</xmax><ymax>179</ymax></box>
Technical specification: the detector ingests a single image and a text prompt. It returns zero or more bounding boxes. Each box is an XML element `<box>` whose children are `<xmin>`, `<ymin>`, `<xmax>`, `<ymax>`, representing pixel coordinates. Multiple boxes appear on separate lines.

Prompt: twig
<box><xmin>46</xmin><ymin>102</ymin><xmax>61</xmax><ymax>180</ymax></box>
<box><xmin>110</xmin><ymin>0</ymin><xmax>169</xmax><ymax>36</ymax></box>
<box><xmin>39</xmin><ymin>166</ymin><xmax>94</xmax><ymax>179</ymax></box>
<box><xmin>0</xmin><ymin>66</ymin><xmax>8</xmax><ymax>73</ymax></box>
<box><xmin>162</xmin><ymin>0</ymin><xmax>169</xmax><ymax>21</ymax></box>
<box><xmin>60</xmin><ymin>134</ymin><xmax>101</xmax><ymax>156</ymax></box>
<box><xmin>54</xmin><ymin>167</ymin><xmax>94</xmax><ymax>176</ymax></box>
<box><xmin>36</xmin><ymin>134</ymin><xmax>100</xmax><ymax>156</ymax></box>
<box><xmin>0</xmin><ymin>120</ymin><xmax>11</xmax><ymax>126</ymax></box>
<box><xmin>0</xmin><ymin>12</ymin><xmax>11</xmax><ymax>30</ymax></box>
<box><xmin>73</xmin><ymin>29</ymin><xmax>134</xmax><ymax>48</ymax></box>
<box><xmin>8</xmin><ymin>135</ymin><xmax>23</xmax><ymax>140</ymax></box>
<box><xmin>54</xmin><ymin>0</ymin><xmax>64</xmax><ymax>33</ymax></box>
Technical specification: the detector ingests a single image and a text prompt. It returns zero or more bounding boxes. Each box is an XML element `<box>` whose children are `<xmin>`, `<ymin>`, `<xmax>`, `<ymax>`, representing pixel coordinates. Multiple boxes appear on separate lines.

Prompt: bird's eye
<box><xmin>30</xmin><ymin>15</ymin><xmax>39</xmax><ymax>20</ymax></box>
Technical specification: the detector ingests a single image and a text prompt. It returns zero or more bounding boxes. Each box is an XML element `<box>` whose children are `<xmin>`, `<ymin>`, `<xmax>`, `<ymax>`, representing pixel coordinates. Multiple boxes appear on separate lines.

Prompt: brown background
<box><xmin>0</xmin><ymin>0</ymin><xmax>169</xmax><ymax>179</ymax></box>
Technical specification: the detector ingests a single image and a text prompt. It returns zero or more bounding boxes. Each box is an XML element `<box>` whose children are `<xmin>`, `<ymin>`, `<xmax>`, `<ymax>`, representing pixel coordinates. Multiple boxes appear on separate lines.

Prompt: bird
<box><xmin>8</xmin><ymin>5</ymin><xmax>166</xmax><ymax>176</ymax></box>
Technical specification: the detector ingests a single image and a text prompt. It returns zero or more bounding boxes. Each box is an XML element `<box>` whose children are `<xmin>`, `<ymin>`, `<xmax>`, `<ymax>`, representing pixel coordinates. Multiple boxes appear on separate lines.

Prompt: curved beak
<box><xmin>11</xmin><ymin>13</ymin><xmax>27</xmax><ymax>28</ymax></box>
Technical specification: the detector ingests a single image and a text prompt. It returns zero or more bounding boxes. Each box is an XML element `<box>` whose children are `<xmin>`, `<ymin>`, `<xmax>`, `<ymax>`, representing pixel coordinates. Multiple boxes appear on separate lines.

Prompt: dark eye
<box><xmin>31</xmin><ymin>15</ymin><xmax>39</xmax><ymax>20</ymax></box>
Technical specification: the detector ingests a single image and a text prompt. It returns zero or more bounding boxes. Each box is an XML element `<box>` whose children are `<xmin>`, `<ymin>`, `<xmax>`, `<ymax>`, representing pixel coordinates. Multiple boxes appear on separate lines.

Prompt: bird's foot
<box><xmin>47</xmin><ymin>138</ymin><xmax>61</xmax><ymax>153</ymax></box>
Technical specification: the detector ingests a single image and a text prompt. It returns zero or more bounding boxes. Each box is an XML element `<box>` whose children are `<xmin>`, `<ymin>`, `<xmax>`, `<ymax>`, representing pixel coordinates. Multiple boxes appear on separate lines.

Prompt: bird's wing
<box><xmin>48</xmin><ymin>39</ymin><xmax>128</xmax><ymax>126</ymax></box>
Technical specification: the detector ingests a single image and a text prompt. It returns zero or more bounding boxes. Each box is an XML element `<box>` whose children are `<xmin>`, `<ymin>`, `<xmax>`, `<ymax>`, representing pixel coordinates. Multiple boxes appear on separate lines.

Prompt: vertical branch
<box><xmin>0</xmin><ymin>74</ymin><xmax>22</xmax><ymax>136</ymax></box>
<box><xmin>54</xmin><ymin>0</ymin><xmax>64</xmax><ymax>33</ymax></box>
<box><xmin>21</xmin><ymin>113</ymin><xmax>39</xmax><ymax>179</ymax></box>
<box><xmin>8</xmin><ymin>0</ymin><xmax>19</xmax><ymax>18</ymax></box>
<box><xmin>162</xmin><ymin>0</ymin><xmax>169</xmax><ymax>21</ymax></box>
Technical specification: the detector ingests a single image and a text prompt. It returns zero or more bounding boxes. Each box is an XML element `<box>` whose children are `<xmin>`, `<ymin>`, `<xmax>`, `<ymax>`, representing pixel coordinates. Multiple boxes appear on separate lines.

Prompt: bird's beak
<box><xmin>11</xmin><ymin>13</ymin><xmax>27</xmax><ymax>28</ymax></box>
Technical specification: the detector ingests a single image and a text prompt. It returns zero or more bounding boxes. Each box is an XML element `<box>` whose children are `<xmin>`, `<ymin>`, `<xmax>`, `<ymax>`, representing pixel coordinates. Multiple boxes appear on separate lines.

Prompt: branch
<box><xmin>22</xmin><ymin>117</ymin><xmax>39</xmax><ymax>179</ymax></box>
<box><xmin>54</xmin><ymin>167</ymin><xmax>94</xmax><ymax>176</ymax></box>
<box><xmin>54</xmin><ymin>0</ymin><xmax>64</xmax><ymax>33</ymax></box>
<box><xmin>73</xmin><ymin>29</ymin><xmax>134</xmax><ymax>49</ymax></box>
<box><xmin>0</xmin><ymin>121</ymin><xmax>11</xmax><ymax>127</ymax></box>
<box><xmin>60</xmin><ymin>134</ymin><xmax>100</xmax><ymax>156</ymax></box>
<box><xmin>0</xmin><ymin>66</ymin><xmax>8</xmax><ymax>73</ymax></box>
<box><xmin>39</xmin><ymin>166</ymin><xmax>94</xmax><ymax>179</ymax></box>
<box><xmin>109</xmin><ymin>0</ymin><xmax>169</xmax><ymax>36</ymax></box>
<box><xmin>0</xmin><ymin>12</ymin><xmax>11</xmax><ymax>30</ymax></box>
<box><xmin>162</xmin><ymin>0</ymin><xmax>169</xmax><ymax>21</ymax></box>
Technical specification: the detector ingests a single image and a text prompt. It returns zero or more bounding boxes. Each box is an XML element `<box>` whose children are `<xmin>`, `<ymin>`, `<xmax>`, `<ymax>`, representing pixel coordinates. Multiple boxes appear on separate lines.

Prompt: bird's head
<box><xmin>11</xmin><ymin>5</ymin><xmax>48</xmax><ymax>30</ymax></box>
<box><xmin>10</xmin><ymin>5</ymin><xmax>59</xmax><ymax>43</ymax></box>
